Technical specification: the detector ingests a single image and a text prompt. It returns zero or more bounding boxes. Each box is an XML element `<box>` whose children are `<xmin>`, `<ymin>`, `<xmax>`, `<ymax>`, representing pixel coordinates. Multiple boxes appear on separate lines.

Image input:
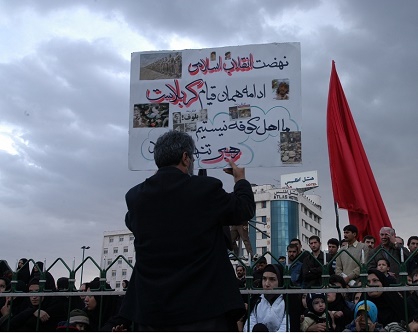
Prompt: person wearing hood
<box><xmin>16</xmin><ymin>258</ymin><xmax>31</xmax><ymax>286</ymax></box>
<box><xmin>365</xmin><ymin>269</ymin><xmax>406</xmax><ymax>326</ymax></box>
<box><xmin>243</xmin><ymin>264</ymin><xmax>286</xmax><ymax>332</ymax></box>
<box><xmin>0</xmin><ymin>280</ymin><xmax>30</xmax><ymax>331</ymax></box>
<box><xmin>301</xmin><ymin>292</ymin><xmax>336</xmax><ymax>331</ymax></box>
<box><xmin>83</xmin><ymin>278</ymin><xmax>120</xmax><ymax>331</ymax></box>
<box><xmin>327</xmin><ymin>274</ymin><xmax>354</xmax><ymax>331</ymax></box>
<box><xmin>5</xmin><ymin>278</ymin><xmax>67</xmax><ymax>331</ymax></box>
<box><xmin>29</xmin><ymin>261</ymin><xmax>56</xmax><ymax>291</ymax></box>
<box><xmin>343</xmin><ymin>300</ymin><xmax>385</xmax><ymax>332</ymax></box>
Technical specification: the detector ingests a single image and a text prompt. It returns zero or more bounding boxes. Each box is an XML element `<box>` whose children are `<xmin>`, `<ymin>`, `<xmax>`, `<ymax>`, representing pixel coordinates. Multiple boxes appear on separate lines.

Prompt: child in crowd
<box><xmin>376</xmin><ymin>258</ymin><xmax>397</xmax><ymax>284</ymax></box>
<box><xmin>56</xmin><ymin>309</ymin><xmax>90</xmax><ymax>331</ymax></box>
<box><xmin>300</xmin><ymin>293</ymin><xmax>335</xmax><ymax>331</ymax></box>
<box><xmin>343</xmin><ymin>300</ymin><xmax>385</xmax><ymax>332</ymax></box>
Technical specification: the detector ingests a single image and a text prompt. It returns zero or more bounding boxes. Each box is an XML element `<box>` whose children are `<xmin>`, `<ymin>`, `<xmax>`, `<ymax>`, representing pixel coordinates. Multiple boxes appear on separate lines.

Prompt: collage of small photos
<box><xmin>172</xmin><ymin>109</ymin><xmax>208</xmax><ymax>133</ymax></box>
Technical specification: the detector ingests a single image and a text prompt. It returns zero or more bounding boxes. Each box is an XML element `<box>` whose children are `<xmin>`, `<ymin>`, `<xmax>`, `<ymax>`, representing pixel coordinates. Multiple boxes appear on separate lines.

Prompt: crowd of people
<box><xmin>233</xmin><ymin>225</ymin><xmax>418</xmax><ymax>331</ymax></box>
<box><xmin>0</xmin><ymin>260</ymin><xmax>129</xmax><ymax>331</ymax></box>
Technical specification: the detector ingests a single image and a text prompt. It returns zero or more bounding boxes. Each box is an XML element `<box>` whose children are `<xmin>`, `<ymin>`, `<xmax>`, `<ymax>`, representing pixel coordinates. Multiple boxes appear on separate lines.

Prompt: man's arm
<box><xmin>335</xmin><ymin>252</ymin><xmax>343</xmax><ymax>276</ymax></box>
<box><xmin>223</xmin><ymin>159</ymin><xmax>255</xmax><ymax>224</ymax></box>
<box><xmin>367</xmin><ymin>248</ymin><xmax>377</xmax><ymax>270</ymax></box>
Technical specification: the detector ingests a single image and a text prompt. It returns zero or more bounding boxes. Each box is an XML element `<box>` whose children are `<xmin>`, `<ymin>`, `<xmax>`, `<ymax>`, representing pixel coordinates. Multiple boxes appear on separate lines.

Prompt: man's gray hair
<box><xmin>154</xmin><ymin>131</ymin><xmax>195</xmax><ymax>168</ymax></box>
<box><xmin>380</xmin><ymin>226</ymin><xmax>395</xmax><ymax>235</ymax></box>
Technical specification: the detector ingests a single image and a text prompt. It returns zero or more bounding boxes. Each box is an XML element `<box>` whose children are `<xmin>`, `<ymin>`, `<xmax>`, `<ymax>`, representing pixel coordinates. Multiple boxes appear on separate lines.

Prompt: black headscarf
<box><xmin>366</xmin><ymin>269</ymin><xmax>405</xmax><ymax>326</ymax></box>
<box><xmin>327</xmin><ymin>275</ymin><xmax>353</xmax><ymax>331</ymax></box>
<box><xmin>262</xmin><ymin>264</ymin><xmax>284</xmax><ymax>304</ymax></box>
<box><xmin>84</xmin><ymin>278</ymin><xmax>119</xmax><ymax>331</ymax></box>
<box><xmin>16</xmin><ymin>258</ymin><xmax>30</xmax><ymax>285</ymax></box>
<box><xmin>29</xmin><ymin>261</ymin><xmax>56</xmax><ymax>291</ymax></box>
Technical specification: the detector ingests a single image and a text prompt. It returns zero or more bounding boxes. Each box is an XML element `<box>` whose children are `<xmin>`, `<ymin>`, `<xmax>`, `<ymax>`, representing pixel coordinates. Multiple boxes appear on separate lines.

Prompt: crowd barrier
<box><xmin>0</xmin><ymin>248</ymin><xmax>417</xmax><ymax>331</ymax></box>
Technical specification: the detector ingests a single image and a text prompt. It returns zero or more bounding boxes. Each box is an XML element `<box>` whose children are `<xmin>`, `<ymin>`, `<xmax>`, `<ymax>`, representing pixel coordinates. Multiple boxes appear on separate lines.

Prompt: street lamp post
<box><xmin>80</xmin><ymin>246</ymin><xmax>90</xmax><ymax>285</ymax></box>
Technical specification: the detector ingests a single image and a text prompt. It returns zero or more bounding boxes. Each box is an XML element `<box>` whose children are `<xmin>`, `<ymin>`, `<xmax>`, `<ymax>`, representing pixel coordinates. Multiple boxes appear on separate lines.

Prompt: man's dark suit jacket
<box><xmin>119</xmin><ymin>166</ymin><xmax>255</xmax><ymax>326</ymax></box>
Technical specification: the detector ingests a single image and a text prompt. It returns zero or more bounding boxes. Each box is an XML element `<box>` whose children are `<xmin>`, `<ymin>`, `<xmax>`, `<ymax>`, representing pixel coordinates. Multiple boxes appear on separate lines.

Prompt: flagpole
<box><xmin>334</xmin><ymin>202</ymin><xmax>342</xmax><ymax>242</ymax></box>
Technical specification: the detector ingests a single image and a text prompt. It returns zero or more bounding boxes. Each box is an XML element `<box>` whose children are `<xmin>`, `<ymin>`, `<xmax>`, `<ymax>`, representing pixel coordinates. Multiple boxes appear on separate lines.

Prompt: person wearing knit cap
<box><xmin>343</xmin><ymin>300</ymin><xmax>385</xmax><ymax>332</ymax></box>
<box><xmin>69</xmin><ymin>309</ymin><xmax>89</xmax><ymax>331</ymax></box>
<box><xmin>56</xmin><ymin>309</ymin><xmax>90</xmax><ymax>331</ymax></box>
<box><xmin>243</xmin><ymin>264</ymin><xmax>287</xmax><ymax>332</ymax></box>
<box><xmin>301</xmin><ymin>293</ymin><xmax>336</xmax><ymax>331</ymax></box>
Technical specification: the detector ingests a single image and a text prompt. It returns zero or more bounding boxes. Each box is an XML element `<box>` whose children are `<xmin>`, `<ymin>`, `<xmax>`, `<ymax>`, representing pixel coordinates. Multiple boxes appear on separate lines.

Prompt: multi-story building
<box><xmin>101</xmin><ymin>229</ymin><xmax>135</xmax><ymax>290</ymax></box>
<box><xmin>242</xmin><ymin>184</ymin><xmax>322</xmax><ymax>263</ymax></box>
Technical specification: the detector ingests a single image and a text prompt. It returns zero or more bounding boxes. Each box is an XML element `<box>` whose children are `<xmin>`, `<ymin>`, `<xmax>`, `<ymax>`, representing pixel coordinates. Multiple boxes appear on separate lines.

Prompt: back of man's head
<box><xmin>154</xmin><ymin>131</ymin><xmax>195</xmax><ymax>168</ymax></box>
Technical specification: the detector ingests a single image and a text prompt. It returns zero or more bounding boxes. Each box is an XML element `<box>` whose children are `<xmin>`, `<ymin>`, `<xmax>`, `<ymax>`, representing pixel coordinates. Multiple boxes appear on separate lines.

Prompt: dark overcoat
<box><xmin>119</xmin><ymin>166</ymin><xmax>255</xmax><ymax>326</ymax></box>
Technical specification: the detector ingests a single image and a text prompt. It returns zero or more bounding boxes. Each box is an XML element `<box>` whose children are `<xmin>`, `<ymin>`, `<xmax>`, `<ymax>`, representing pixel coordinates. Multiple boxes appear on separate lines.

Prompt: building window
<box><xmin>116</xmin><ymin>281</ymin><xmax>121</xmax><ymax>288</ymax></box>
<box><xmin>103</xmin><ymin>248</ymin><xmax>108</xmax><ymax>255</ymax></box>
<box><xmin>109</xmin><ymin>237</ymin><xmax>114</xmax><ymax>243</ymax></box>
<box><xmin>261</xmin><ymin>216</ymin><xmax>267</xmax><ymax>223</ymax></box>
<box><xmin>130</xmin><ymin>236</ymin><xmax>134</xmax><ymax>241</ymax></box>
<box><xmin>113</xmin><ymin>247</ymin><xmax>118</xmax><ymax>254</ymax></box>
<box><xmin>261</xmin><ymin>201</ymin><xmax>267</xmax><ymax>208</ymax></box>
<box><xmin>128</xmin><ymin>257</ymin><xmax>133</xmax><ymax>264</ymax></box>
<box><xmin>119</xmin><ymin>236</ymin><xmax>124</xmax><ymax>242</ymax></box>
<box><xmin>261</xmin><ymin>246</ymin><xmax>267</xmax><ymax>254</ymax></box>
<box><xmin>262</xmin><ymin>231</ymin><xmax>268</xmax><ymax>239</ymax></box>
<box><xmin>117</xmin><ymin>259</ymin><xmax>122</xmax><ymax>265</ymax></box>
<box><xmin>112</xmin><ymin>270</ymin><xmax>116</xmax><ymax>277</ymax></box>
<box><xmin>122</xmin><ymin>269</ymin><xmax>127</xmax><ymax>277</ymax></box>
<box><xmin>123</xmin><ymin>246</ymin><xmax>128</xmax><ymax>253</ymax></box>
<box><xmin>107</xmin><ymin>259</ymin><xmax>112</xmax><ymax>265</ymax></box>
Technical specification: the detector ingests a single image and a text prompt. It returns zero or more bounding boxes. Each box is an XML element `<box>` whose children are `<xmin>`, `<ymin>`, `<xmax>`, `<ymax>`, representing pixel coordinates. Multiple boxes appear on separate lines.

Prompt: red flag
<box><xmin>326</xmin><ymin>61</ymin><xmax>392</xmax><ymax>240</ymax></box>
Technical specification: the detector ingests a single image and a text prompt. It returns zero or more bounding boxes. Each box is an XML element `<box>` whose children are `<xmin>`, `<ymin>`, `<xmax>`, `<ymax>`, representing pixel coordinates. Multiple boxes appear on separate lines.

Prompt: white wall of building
<box><xmin>102</xmin><ymin>229</ymin><xmax>135</xmax><ymax>291</ymax></box>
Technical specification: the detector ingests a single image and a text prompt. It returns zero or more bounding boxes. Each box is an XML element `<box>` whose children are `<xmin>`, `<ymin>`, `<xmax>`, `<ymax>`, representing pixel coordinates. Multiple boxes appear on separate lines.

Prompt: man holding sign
<box><xmin>120</xmin><ymin>131</ymin><xmax>255</xmax><ymax>331</ymax></box>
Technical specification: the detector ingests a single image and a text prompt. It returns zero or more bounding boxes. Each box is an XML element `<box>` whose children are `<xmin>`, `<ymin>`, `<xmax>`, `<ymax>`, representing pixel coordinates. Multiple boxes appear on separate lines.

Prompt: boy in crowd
<box><xmin>343</xmin><ymin>300</ymin><xmax>384</xmax><ymax>332</ymax></box>
<box><xmin>301</xmin><ymin>293</ymin><xmax>335</xmax><ymax>331</ymax></box>
<box><xmin>376</xmin><ymin>258</ymin><xmax>397</xmax><ymax>284</ymax></box>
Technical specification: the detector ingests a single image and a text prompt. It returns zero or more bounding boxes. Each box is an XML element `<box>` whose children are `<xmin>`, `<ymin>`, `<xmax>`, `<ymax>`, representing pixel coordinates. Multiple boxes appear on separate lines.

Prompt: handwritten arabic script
<box><xmin>188</xmin><ymin>54</ymin><xmax>289</xmax><ymax>76</ymax></box>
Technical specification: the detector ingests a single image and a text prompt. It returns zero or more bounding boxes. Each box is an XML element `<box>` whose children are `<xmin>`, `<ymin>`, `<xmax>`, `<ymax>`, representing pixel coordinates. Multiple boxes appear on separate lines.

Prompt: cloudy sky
<box><xmin>1</xmin><ymin>0</ymin><xmax>417</xmax><ymax>282</ymax></box>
